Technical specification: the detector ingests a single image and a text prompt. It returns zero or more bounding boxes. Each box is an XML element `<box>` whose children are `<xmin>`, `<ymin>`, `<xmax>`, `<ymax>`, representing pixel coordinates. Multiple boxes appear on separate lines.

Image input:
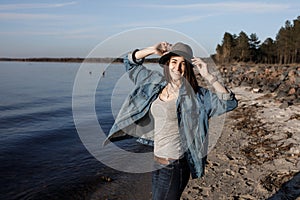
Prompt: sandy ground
<box><xmin>181</xmin><ymin>87</ymin><xmax>300</xmax><ymax>200</ymax></box>
<box><xmin>89</xmin><ymin>86</ymin><xmax>299</xmax><ymax>200</ymax></box>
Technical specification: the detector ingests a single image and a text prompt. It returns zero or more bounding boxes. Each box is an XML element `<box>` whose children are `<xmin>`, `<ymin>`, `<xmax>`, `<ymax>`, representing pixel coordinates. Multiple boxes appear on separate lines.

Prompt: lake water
<box><xmin>0</xmin><ymin>61</ymin><xmax>155</xmax><ymax>199</ymax></box>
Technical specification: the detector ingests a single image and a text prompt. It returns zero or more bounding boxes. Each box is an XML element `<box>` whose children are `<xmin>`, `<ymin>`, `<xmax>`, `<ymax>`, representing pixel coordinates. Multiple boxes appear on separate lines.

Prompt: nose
<box><xmin>174</xmin><ymin>63</ymin><xmax>183</xmax><ymax>73</ymax></box>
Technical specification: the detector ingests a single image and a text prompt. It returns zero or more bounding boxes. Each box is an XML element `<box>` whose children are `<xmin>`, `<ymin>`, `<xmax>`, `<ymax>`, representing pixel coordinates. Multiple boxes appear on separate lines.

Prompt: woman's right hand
<box><xmin>153</xmin><ymin>42</ymin><xmax>171</xmax><ymax>56</ymax></box>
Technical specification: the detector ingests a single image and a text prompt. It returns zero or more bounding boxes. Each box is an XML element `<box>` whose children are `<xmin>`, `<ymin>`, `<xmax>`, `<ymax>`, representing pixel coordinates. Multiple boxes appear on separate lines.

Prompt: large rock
<box><xmin>218</xmin><ymin>64</ymin><xmax>299</xmax><ymax>107</ymax></box>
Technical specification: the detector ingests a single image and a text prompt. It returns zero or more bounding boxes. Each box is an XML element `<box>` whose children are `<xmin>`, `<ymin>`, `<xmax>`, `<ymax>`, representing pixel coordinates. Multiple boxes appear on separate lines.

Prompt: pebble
<box><xmin>225</xmin><ymin>169</ymin><xmax>235</xmax><ymax>177</ymax></box>
<box><xmin>252</xmin><ymin>88</ymin><xmax>262</xmax><ymax>93</ymax></box>
<box><xmin>238</xmin><ymin>194</ymin><xmax>256</xmax><ymax>200</ymax></box>
<box><xmin>289</xmin><ymin>146</ymin><xmax>300</xmax><ymax>154</ymax></box>
<box><xmin>226</xmin><ymin>154</ymin><xmax>235</xmax><ymax>161</ymax></box>
<box><xmin>279</xmin><ymin>101</ymin><xmax>292</xmax><ymax>109</ymax></box>
<box><xmin>100</xmin><ymin>176</ymin><xmax>112</xmax><ymax>182</ymax></box>
<box><xmin>238</xmin><ymin>167</ymin><xmax>247</xmax><ymax>175</ymax></box>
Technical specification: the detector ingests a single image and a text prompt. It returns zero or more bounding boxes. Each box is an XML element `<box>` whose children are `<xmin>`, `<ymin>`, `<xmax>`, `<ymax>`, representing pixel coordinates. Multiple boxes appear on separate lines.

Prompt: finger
<box><xmin>161</xmin><ymin>42</ymin><xmax>168</xmax><ymax>52</ymax></box>
<box><xmin>166</xmin><ymin>43</ymin><xmax>171</xmax><ymax>51</ymax></box>
<box><xmin>193</xmin><ymin>60</ymin><xmax>201</xmax><ymax>65</ymax></box>
<box><xmin>192</xmin><ymin>62</ymin><xmax>202</xmax><ymax>68</ymax></box>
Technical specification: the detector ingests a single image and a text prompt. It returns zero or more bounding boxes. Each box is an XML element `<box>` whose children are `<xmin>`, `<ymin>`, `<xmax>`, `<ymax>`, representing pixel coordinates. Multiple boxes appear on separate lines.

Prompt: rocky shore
<box><xmin>219</xmin><ymin>64</ymin><xmax>299</xmax><ymax>106</ymax></box>
<box><xmin>181</xmin><ymin>86</ymin><xmax>299</xmax><ymax>199</ymax></box>
<box><xmin>182</xmin><ymin>64</ymin><xmax>300</xmax><ymax>199</ymax></box>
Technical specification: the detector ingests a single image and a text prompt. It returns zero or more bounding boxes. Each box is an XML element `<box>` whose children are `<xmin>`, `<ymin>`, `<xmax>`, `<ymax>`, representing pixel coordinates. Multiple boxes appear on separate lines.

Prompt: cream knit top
<box><xmin>151</xmin><ymin>97</ymin><xmax>184</xmax><ymax>159</ymax></box>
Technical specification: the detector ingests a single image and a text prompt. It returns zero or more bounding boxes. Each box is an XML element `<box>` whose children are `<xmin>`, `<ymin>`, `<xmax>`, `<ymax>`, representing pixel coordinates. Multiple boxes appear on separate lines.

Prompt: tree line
<box><xmin>212</xmin><ymin>16</ymin><xmax>300</xmax><ymax>64</ymax></box>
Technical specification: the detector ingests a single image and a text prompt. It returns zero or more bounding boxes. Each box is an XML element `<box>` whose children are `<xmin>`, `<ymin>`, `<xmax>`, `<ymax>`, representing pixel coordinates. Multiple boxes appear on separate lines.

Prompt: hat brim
<box><xmin>158</xmin><ymin>51</ymin><xmax>193</xmax><ymax>66</ymax></box>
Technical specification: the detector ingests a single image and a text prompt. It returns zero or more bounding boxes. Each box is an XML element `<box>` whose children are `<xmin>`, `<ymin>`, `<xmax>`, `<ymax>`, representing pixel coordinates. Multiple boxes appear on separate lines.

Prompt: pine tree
<box><xmin>249</xmin><ymin>33</ymin><xmax>260</xmax><ymax>62</ymax></box>
<box><xmin>236</xmin><ymin>31</ymin><xmax>250</xmax><ymax>62</ymax></box>
<box><xmin>213</xmin><ymin>16</ymin><xmax>300</xmax><ymax>64</ymax></box>
<box><xmin>219</xmin><ymin>32</ymin><xmax>235</xmax><ymax>63</ymax></box>
<box><xmin>292</xmin><ymin>16</ymin><xmax>300</xmax><ymax>63</ymax></box>
<box><xmin>260</xmin><ymin>38</ymin><xmax>276</xmax><ymax>64</ymax></box>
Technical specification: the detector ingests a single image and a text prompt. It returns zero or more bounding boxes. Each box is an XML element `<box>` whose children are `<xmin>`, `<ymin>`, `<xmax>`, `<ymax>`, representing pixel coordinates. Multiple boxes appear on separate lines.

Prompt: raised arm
<box><xmin>192</xmin><ymin>57</ymin><xmax>237</xmax><ymax>117</ymax></box>
<box><xmin>191</xmin><ymin>57</ymin><xmax>229</xmax><ymax>94</ymax></box>
<box><xmin>124</xmin><ymin>42</ymin><xmax>170</xmax><ymax>85</ymax></box>
<box><xmin>134</xmin><ymin>42</ymin><xmax>171</xmax><ymax>60</ymax></box>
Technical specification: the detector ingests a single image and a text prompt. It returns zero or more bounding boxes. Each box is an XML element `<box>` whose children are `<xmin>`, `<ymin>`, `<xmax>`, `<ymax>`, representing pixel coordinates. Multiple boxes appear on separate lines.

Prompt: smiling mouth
<box><xmin>171</xmin><ymin>70</ymin><xmax>181</xmax><ymax>75</ymax></box>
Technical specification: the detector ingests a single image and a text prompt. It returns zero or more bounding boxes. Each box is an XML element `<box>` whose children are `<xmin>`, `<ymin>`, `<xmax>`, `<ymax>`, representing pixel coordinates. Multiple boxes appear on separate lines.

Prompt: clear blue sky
<box><xmin>0</xmin><ymin>0</ymin><xmax>299</xmax><ymax>58</ymax></box>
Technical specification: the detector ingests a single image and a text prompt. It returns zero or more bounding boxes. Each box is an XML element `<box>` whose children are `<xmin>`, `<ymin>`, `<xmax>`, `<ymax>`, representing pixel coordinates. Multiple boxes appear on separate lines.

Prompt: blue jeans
<box><xmin>152</xmin><ymin>157</ymin><xmax>190</xmax><ymax>200</ymax></box>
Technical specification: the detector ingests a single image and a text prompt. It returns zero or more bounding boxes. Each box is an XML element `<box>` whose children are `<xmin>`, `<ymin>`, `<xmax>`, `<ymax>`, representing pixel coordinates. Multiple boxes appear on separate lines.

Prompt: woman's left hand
<box><xmin>192</xmin><ymin>57</ymin><xmax>229</xmax><ymax>93</ymax></box>
<box><xmin>191</xmin><ymin>57</ymin><xmax>211</xmax><ymax>79</ymax></box>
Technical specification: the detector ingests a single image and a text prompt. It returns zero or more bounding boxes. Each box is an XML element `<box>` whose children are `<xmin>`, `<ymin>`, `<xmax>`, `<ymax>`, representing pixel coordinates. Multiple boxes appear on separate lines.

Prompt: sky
<box><xmin>0</xmin><ymin>0</ymin><xmax>299</xmax><ymax>58</ymax></box>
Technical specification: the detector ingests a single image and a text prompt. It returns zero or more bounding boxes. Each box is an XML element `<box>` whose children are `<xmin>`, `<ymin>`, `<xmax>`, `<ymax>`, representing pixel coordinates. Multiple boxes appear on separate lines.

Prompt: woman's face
<box><xmin>168</xmin><ymin>56</ymin><xmax>186</xmax><ymax>81</ymax></box>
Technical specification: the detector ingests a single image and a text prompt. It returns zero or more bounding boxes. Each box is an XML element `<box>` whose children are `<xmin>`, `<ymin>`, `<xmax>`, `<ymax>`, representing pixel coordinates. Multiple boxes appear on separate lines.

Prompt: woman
<box><xmin>105</xmin><ymin>42</ymin><xmax>238</xmax><ymax>199</ymax></box>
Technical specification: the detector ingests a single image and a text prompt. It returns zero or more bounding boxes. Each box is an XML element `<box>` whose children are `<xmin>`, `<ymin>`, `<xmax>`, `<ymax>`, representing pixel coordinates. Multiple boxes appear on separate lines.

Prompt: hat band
<box><xmin>171</xmin><ymin>50</ymin><xmax>193</xmax><ymax>60</ymax></box>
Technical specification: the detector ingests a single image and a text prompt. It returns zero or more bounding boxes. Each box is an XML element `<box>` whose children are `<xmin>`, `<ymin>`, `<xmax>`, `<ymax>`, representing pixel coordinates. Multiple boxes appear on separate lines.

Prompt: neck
<box><xmin>169</xmin><ymin>79</ymin><xmax>181</xmax><ymax>89</ymax></box>
<box><xmin>165</xmin><ymin>82</ymin><xmax>179</xmax><ymax>99</ymax></box>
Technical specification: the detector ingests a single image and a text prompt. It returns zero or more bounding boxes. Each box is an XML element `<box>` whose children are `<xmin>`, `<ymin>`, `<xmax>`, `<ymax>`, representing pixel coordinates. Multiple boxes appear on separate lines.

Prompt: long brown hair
<box><xmin>163</xmin><ymin>58</ymin><xmax>199</xmax><ymax>94</ymax></box>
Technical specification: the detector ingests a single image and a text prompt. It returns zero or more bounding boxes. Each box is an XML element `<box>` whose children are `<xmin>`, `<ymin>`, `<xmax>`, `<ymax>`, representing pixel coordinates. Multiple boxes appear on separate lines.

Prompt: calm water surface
<box><xmin>0</xmin><ymin>61</ymin><xmax>153</xmax><ymax>199</ymax></box>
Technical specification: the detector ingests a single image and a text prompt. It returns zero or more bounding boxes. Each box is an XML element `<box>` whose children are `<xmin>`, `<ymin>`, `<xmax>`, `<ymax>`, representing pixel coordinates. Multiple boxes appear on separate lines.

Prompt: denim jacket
<box><xmin>105</xmin><ymin>53</ymin><xmax>238</xmax><ymax>179</ymax></box>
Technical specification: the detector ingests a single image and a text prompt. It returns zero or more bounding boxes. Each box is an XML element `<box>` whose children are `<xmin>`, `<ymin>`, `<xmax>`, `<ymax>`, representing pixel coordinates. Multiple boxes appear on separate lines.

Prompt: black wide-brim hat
<box><xmin>158</xmin><ymin>42</ymin><xmax>193</xmax><ymax>66</ymax></box>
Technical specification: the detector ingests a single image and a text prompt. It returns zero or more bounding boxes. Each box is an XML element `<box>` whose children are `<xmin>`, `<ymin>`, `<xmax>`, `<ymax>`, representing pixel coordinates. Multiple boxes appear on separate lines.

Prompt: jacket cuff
<box><xmin>216</xmin><ymin>90</ymin><xmax>235</xmax><ymax>100</ymax></box>
<box><xmin>128</xmin><ymin>50</ymin><xmax>144</xmax><ymax>65</ymax></box>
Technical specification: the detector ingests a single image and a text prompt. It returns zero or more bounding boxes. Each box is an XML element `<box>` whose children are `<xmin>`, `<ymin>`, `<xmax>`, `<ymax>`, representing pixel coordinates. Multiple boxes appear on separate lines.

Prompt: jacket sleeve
<box><xmin>199</xmin><ymin>87</ymin><xmax>238</xmax><ymax>118</ymax></box>
<box><xmin>123</xmin><ymin>53</ymin><xmax>153</xmax><ymax>85</ymax></box>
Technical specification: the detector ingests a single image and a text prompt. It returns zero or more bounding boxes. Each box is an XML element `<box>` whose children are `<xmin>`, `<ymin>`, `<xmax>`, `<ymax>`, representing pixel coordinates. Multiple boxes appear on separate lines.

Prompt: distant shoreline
<box><xmin>0</xmin><ymin>57</ymin><xmax>159</xmax><ymax>63</ymax></box>
<box><xmin>1</xmin><ymin>57</ymin><xmax>298</xmax><ymax>67</ymax></box>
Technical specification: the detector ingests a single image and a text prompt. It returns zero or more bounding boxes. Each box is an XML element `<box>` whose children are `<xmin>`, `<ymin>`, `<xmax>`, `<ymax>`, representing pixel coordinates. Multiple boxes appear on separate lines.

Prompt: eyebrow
<box><xmin>171</xmin><ymin>58</ymin><xmax>185</xmax><ymax>62</ymax></box>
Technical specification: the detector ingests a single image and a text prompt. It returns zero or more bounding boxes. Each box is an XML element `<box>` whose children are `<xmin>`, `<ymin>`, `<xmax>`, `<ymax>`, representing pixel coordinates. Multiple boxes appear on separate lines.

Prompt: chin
<box><xmin>171</xmin><ymin>76</ymin><xmax>181</xmax><ymax>82</ymax></box>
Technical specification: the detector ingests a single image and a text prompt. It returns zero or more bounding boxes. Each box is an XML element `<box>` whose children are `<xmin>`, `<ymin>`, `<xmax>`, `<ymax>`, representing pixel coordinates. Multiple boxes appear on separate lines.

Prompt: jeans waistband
<box><xmin>154</xmin><ymin>155</ymin><xmax>186</xmax><ymax>165</ymax></box>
